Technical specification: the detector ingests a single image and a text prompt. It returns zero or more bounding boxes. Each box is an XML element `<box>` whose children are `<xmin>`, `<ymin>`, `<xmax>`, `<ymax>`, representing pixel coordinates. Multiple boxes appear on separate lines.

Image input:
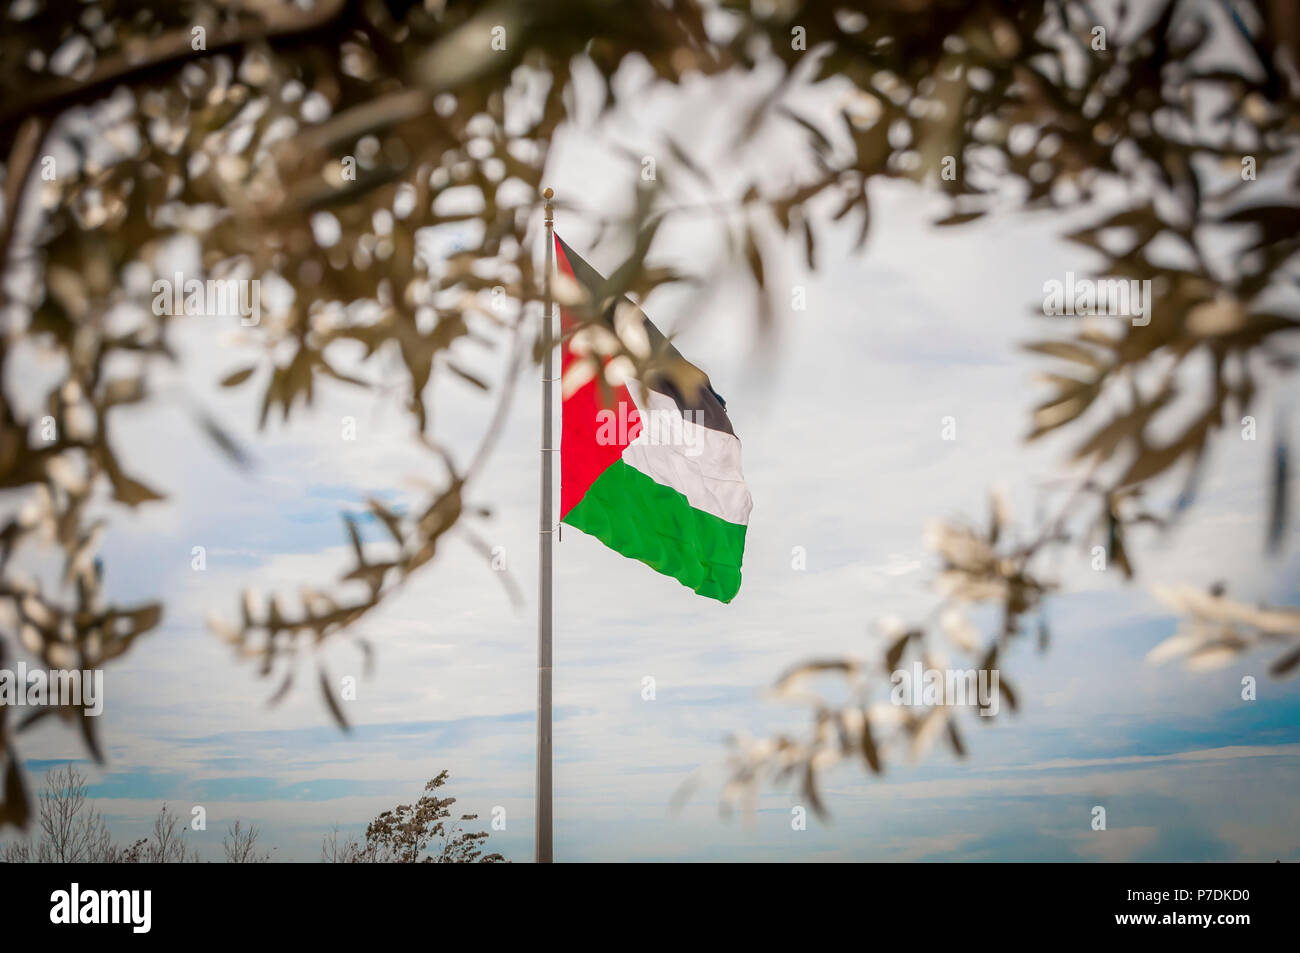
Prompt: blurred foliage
<box><xmin>710</xmin><ymin>0</ymin><xmax>1300</xmax><ymax>817</ymax></box>
<box><xmin>0</xmin><ymin>0</ymin><xmax>1298</xmax><ymax>829</ymax></box>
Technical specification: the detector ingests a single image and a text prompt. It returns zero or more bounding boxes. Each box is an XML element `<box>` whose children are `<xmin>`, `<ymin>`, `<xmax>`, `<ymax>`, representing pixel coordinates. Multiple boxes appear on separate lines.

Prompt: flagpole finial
<box><xmin>543</xmin><ymin>187</ymin><xmax>554</xmax><ymax>225</ymax></box>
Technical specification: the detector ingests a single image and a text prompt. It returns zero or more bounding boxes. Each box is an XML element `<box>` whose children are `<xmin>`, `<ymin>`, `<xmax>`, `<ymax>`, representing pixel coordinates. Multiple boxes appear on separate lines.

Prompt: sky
<box><xmin>3</xmin><ymin>44</ymin><xmax>1299</xmax><ymax>863</ymax></box>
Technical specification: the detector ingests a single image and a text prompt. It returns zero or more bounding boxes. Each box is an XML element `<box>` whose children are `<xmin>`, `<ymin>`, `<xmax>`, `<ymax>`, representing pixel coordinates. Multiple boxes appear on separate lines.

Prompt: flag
<box><xmin>555</xmin><ymin>234</ymin><xmax>752</xmax><ymax>602</ymax></box>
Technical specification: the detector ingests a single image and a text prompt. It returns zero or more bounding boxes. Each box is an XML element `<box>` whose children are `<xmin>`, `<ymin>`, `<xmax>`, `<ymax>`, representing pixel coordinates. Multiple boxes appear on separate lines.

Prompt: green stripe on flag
<box><xmin>563</xmin><ymin>458</ymin><xmax>747</xmax><ymax>603</ymax></box>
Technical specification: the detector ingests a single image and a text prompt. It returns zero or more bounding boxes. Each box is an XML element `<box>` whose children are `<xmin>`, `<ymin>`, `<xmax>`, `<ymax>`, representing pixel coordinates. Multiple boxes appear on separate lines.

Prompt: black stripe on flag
<box><xmin>556</xmin><ymin>234</ymin><xmax>734</xmax><ymax>436</ymax></box>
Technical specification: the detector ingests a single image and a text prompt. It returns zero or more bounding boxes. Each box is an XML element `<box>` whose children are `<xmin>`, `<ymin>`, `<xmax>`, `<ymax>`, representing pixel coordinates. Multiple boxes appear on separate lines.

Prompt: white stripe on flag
<box><xmin>620</xmin><ymin>389</ymin><xmax>753</xmax><ymax>526</ymax></box>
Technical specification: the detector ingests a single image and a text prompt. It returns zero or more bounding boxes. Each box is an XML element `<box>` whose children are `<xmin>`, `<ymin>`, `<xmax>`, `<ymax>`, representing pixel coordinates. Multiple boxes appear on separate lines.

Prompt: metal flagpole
<box><xmin>536</xmin><ymin>187</ymin><xmax>555</xmax><ymax>863</ymax></box>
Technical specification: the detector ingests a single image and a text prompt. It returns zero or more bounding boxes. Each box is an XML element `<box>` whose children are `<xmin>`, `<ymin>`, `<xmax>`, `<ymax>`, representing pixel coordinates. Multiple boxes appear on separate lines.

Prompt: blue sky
<box><xmin>3</xmin><ymin>57</ymin><xmax>1299</xmax><ymax>862</ymax></box>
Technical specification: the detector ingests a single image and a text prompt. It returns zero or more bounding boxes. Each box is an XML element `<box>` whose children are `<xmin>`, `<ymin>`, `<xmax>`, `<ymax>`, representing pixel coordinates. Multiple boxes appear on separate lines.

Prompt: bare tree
<box><xmin>139</xmin><ymin>804</ymin><xmax>199</xmax><ymax>863</ymax></box>
<box><xmin>3</xmin><ymin>765</ymin><xmax>499</xmax><ymax>862</ymax></box>
<box><xmin>223</xmin><ymin>819</ymin><xmax>271</xmax><ymax>863</ymax></box>
<box><xmin>319</xmin><ymin>826</ymin><xmax>368</xmax><ymax>864</ymax></box>
<box><xmin>0</xmin><ymin>764</ymin><xmax>124</xmax><ymax>862</ymax></box>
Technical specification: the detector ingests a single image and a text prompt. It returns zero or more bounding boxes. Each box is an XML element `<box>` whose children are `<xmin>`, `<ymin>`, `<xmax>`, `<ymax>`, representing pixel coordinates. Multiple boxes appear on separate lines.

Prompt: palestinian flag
<box><xmin>555</xmin><ymin>235</ymin><xmax>752</xmax><ymax>603</ymax></box>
